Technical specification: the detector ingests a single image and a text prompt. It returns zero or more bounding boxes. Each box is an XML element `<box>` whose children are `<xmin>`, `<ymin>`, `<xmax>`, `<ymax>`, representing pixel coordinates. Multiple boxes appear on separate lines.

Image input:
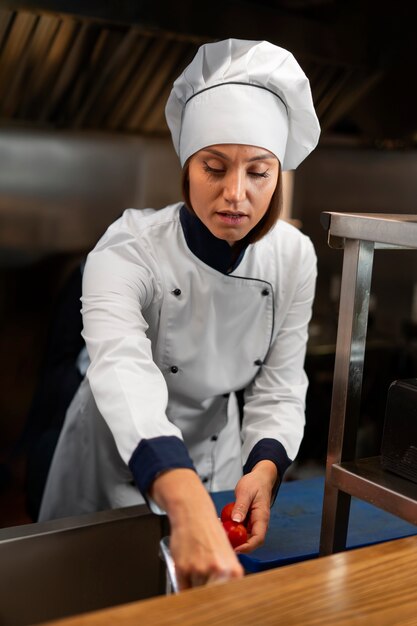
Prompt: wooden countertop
<box><xmin>41</xmin><ymin>535</ymin><xmax>417</xmax><ymax>626</ymax></box>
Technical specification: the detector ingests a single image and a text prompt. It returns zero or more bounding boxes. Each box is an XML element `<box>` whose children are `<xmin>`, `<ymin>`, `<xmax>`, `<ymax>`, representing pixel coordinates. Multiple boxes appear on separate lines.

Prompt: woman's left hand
<box><xmin>230</xmin><ymin>460</ymin><xmax>278</xmax><ymax>553</ymax></box>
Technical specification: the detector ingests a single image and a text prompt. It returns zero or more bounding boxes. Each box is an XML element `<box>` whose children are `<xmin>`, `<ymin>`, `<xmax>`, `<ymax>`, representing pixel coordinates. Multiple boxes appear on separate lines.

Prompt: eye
<box><xmin>248</xmin><ymin>170</ymin><xmax>270</xmax><ymax>179</ymax></box>
<box><xmin>203</xmin><ymin>162</ymin><xmax>225</xmax><ymax>176</ymax></box>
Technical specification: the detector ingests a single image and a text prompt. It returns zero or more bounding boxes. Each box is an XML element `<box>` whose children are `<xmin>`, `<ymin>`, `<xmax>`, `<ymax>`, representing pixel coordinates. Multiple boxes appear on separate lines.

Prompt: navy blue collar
<box><xmin>179</xmin><ymin>205</ymin><xmax>247</xmax><ymax>274</ymax></box>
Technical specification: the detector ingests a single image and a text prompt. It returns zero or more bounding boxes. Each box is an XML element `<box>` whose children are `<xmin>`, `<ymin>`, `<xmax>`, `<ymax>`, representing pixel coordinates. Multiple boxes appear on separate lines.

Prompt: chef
<box><xmin>39</xmin><ymin>38</ymin><xmax>320</xmax><ymax>589</ymax></box>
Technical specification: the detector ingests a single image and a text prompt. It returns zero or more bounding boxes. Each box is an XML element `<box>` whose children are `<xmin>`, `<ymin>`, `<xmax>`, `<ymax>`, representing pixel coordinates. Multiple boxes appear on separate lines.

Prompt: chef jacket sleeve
<box><xmin>81</xmin><ymin>222</ymin><xmax>196</xmax><ymax>502</ymax></box>
<box><xmin>241</xmin><ymin>235</ymin><xmax>317</xmax><ymax>484</ymax></box>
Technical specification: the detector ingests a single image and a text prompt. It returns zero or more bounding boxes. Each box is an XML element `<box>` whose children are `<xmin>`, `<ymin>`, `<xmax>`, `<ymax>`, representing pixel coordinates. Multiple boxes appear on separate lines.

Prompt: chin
<box><xmin>216</xmin><ymin>230</ymin><xmax>243</xmax><ymax>245</ymax></box>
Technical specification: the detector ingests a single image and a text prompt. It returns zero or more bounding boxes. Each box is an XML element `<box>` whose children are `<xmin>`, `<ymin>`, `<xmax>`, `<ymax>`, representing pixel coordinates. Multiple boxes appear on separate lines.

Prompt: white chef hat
<box><xmin>165</xmin><ymin>38</ymin><xmax>320</xmax><ymax>171</ymax></box>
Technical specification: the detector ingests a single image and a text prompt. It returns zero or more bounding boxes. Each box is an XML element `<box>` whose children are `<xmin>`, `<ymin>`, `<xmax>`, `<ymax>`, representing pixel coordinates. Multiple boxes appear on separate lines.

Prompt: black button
<box><xmin>170</xmin><ymin>365</ymin><xmax>179</xmax><ymax>373</ymax></box>
<box><xmin>211</xmin><ymin>435</ymin><xmax>218</xmax><ymax>442</ymax></box>
<box><xmin>202</xmin><ymin>477</ymin><xmax>209</xmax><ymax>483</ymax></box>
<box><xmin>254</xmin><ymin>359</ymin><xmax>263</xmax><ymax>366</ymax></box>
<box><xmin>262</xmin><ymin>288</ymin><xmax>270</xmax><ymax>296</ymax></box>
<box><xmin>172</xmin><ymin>288</ymin><xmax>181</xmax><ymax>296</ymax></box>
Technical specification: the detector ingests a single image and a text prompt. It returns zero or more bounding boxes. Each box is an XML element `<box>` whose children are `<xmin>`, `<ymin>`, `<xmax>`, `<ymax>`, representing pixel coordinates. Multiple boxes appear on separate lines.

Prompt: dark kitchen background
<box><xmin>1</xmin><ymin>0</ymin><xmax>417</xmax><ymax>528</ymax></box>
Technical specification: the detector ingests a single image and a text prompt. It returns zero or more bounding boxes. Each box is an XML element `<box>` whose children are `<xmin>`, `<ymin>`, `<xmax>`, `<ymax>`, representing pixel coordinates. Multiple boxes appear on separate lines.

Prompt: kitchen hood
<box><xmin>1</xmin><ymin>0</ymin><xmax>416</xmax><ymax>145</ymax></box>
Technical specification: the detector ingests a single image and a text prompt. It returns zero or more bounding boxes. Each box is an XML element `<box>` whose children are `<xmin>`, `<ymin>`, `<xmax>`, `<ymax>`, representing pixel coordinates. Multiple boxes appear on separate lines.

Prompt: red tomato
<box><xmin>220</xmin><ymin>502</ymin><xmax>235</xmax><ymax>523</ymax></box>
<box><xmin>227</xmin><ymin>523</ymin><xmax>248</xmax><ymax>548</ymax></box>
<box><xmin>222</xmin><ymin>520</ymin><xmax>235</xmax><ymax>533</ymax></box>
<box><xmin>221</xmin><ymin>502</ymin><xmax>249</xmax><ymax>547</ymax></box>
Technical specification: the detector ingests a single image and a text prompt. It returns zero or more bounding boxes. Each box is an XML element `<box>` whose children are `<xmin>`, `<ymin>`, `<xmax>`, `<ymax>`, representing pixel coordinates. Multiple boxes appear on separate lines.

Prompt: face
<box><xmin>188</xmin><ymin>144</ymin><xmax>279</xmax><ymax>245</ymax></box>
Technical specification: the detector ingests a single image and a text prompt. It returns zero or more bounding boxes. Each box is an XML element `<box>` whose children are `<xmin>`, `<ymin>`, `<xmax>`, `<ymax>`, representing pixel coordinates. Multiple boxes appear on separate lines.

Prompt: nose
<box><xmin>223</xmin><ymin>168</ymin><xmax>246</xmax><ymax>205</ymax></box>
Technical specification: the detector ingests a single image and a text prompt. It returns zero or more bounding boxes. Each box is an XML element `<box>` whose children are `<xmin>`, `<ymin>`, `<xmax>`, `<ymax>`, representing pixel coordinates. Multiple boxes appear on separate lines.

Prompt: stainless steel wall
<box><xmin>0</xmin><ymin>129</ymin><xmax>182</xmax><ymax>264</ymax></box>
<box><xmin>0</xmin><ymin>129</ymin><xmax>182</xmax><ymax>482</ymax></box>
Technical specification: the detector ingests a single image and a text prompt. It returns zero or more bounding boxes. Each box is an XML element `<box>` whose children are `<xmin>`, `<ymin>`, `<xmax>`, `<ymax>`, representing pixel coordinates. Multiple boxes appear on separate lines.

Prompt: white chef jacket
<box><xmin>39</xmin><ymin>202</ymin><xmax>317</xmax><ymax>521</ymax></box>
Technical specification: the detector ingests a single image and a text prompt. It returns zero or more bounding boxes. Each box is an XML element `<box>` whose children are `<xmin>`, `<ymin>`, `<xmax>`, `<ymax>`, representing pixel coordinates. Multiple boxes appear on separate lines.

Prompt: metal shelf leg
<box><xmin>320</xmin><ymin>238</ymin><xmax>375</xmax><ymax>555</ymax></box>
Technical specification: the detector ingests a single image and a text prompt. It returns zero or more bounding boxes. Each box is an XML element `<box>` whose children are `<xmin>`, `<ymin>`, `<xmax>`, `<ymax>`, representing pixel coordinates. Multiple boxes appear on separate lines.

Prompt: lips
<box><xmin>217</xmin><ymin>211</ymin><xmax>246</xmax><ymax>217</ymax></box>
<box><xmin>216</xmin><ymin>211</ymin><xmax>248</xmax><ymax>224</ymax></box>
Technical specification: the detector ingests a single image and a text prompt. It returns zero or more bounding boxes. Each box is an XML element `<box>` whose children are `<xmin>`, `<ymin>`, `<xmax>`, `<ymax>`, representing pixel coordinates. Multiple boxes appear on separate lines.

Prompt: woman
<box><xmin>39</xmin><ymin>38</ymin><xmax>320</xmax><ymax>589</ymax></box>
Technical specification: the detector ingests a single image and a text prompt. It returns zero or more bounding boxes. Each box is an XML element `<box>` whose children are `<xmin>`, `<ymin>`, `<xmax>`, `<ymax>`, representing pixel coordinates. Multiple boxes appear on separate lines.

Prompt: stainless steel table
<box><xmin>319</xmin><ymin>212</ymin><xmax>417</xmax><ymax>555</ymax></box>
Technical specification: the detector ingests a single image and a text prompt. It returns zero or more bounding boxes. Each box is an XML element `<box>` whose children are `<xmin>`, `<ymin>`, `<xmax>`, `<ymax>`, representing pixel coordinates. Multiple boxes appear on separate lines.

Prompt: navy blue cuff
<box><xmin>243</xmin><ymin>438</ymin><xmax>292</xmax><ymax>504</ymax></box>
<box><xmin>128</xmin><ymin>436</ymin><xmax>196</xmax><ymax>499</ymax></box>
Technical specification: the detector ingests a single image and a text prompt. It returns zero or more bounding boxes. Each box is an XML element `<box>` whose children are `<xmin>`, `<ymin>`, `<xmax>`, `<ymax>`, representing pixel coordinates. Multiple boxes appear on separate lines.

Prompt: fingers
<box><xmin>234</xmin><ymin>541</ymin><xmax>251</xmax><ymax>554</ymax></box>
<box><xmin>234</xmin><ymin>526</ymin><xmax>266</xmax><ymax>553</ymax></box>
<box><xmin>177</xmin><ymin>570</ymin><xmax>207</xmax><ymax>591</ymax></box>
<box><xmin>234</xmin><ymin>512</ymin><xmax>269</xmax><ymax>554</ymax></box>
<box><xmin>178</xmin><ymin>564</ymin><xmax>244</xmax><ymax>590</ymax></box>
<box><xmin>233</xmin><ymin>469</ymin><xmax>274</xmax><ymax>552</ymax></box>
<box><xmin>191</xmin><ymin>573</ymin><xmax>210</xmax><ymax>588</ymax></box>
<box><xmin>177</xmin><ymin>572</ymin><xmax>192</xmax><ymax>591</ymax></box>
<box><xmin>235</xmin><ymin>532</ymin><xmax>264</xmax><ymax>553</ymax></box>
<box><xmin>233</xmin><ymin>472</ymin><xmax>268</xmax><ymax>523</ymax></box>
<box><xmin>207</xmin><ymin>572</ymin><xmax>235</xmax><ymax>585</ymax></box>
<box><xmin>232</xmin><ymin>492</ymin><xmax>252</xmax><ymax>523</ymax></box>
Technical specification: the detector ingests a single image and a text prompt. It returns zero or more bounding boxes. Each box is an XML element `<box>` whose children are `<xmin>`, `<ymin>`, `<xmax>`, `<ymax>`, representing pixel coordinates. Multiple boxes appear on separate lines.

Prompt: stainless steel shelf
<box><xmin>319</xmin><ymin>211</ymin><xmax>417</xmax><ymax>556</ymax></box>
<box><xmin>320</xmin><ymin>212</ymin><xmax>417</xmax><ymax>249</ymax></box>
<box><xmin>331</xmin><ymin>457</ymin><xmax>417</xmax><ymax>525</ymax></box>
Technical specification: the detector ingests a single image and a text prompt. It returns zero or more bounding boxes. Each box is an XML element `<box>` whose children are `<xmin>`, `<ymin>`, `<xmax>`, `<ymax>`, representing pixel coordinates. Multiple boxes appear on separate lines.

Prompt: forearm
<box><xmin>149</xmin><ymin>468</ymin><xmax>218</xmax><ymax>524</ymax></box>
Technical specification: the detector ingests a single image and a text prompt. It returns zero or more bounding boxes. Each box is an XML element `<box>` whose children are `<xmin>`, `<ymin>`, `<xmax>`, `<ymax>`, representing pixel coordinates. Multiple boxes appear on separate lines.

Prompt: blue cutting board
<box><xmin>211</xmin><ymin>476</ymin><xmax>417</xmax><ymax>572</ymax></box>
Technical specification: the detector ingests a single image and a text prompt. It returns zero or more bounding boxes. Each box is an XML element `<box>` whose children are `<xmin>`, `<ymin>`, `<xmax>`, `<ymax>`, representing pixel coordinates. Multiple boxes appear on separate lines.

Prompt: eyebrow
<box><xmin>202</xmin><ymin>148</ymin><xmax>276</xmax><ymax>162</ymax></box>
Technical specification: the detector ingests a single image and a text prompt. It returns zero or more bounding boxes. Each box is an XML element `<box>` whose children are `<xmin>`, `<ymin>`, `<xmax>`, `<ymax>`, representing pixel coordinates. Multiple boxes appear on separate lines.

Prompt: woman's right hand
<box><xmin>150</xmin><ymin>468</ymin><xmax>244</xmax><ymax>590</ymax></box>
